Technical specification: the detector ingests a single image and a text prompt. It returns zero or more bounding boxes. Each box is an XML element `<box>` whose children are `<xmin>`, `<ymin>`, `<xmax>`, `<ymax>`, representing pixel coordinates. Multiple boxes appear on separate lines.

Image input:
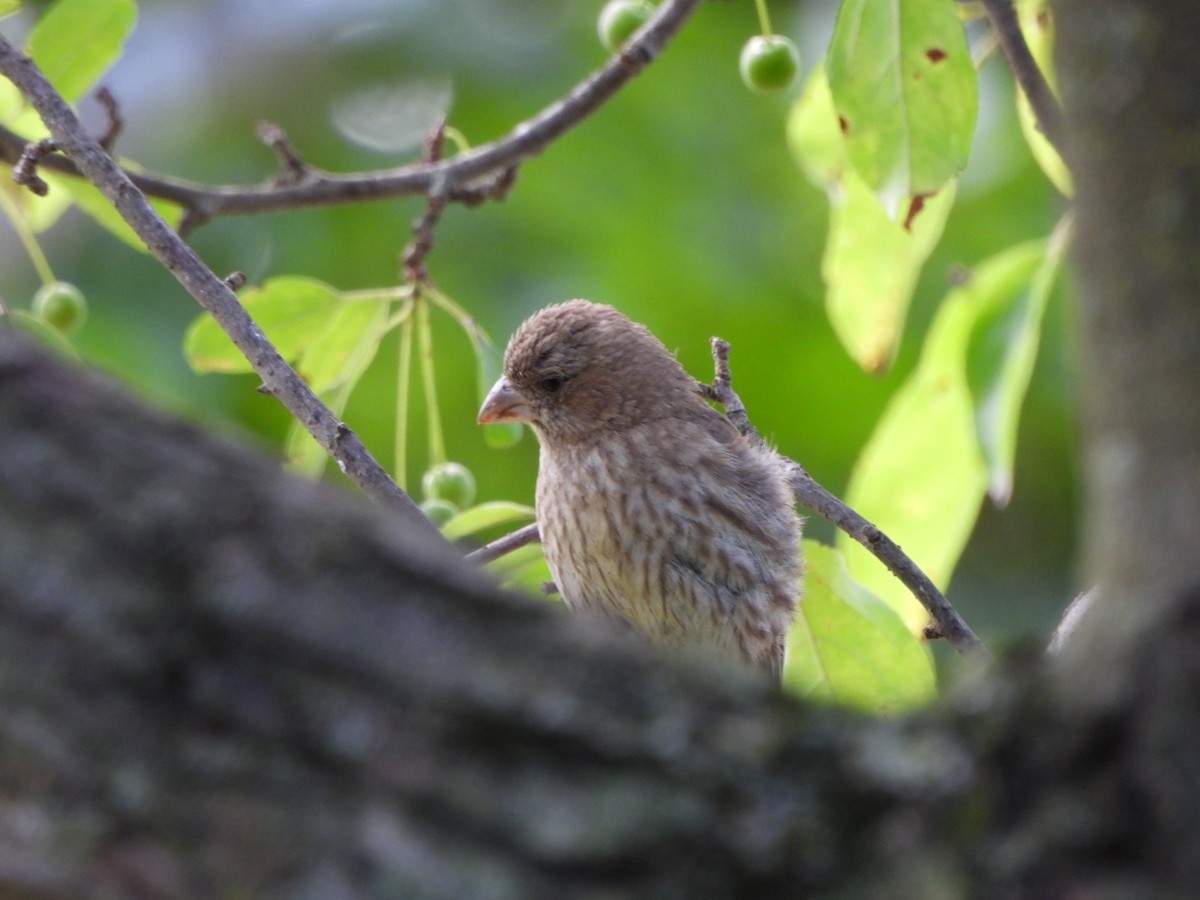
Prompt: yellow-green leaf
<box><xmin>5</xmin><ymin>309</ymin><xmax>79</xmax><ymax>358</ymax></box>
<box><xmin>837</xmin><ymin>245</ymin><xmax>1050</xmax><ymax>631</ymax></box>
<box><xmin>967</xmin><ymin>224</ymin><xmax>1067</xmax><ymax>506</ymax></box>
<box><xmin>0</xmin><ymin>76</ymin><xmax>21</xmax><ymax>122</ymax></box>
<box><xmin>789</xmin><ymin>67</ymin><xmax>954</xmax><ymax>372</ymax></box>
<box><xmin>57</xmin><ymin>174</ymin><xmax>182</xmax><ymax>250</ymax></box>
<box><xmin>1015</xmin><ymin>0</ymin><xmax>1071</xmax><ymax>196</ymax></box>
<box><xmin>4</xmin><ymin>173</ymin><xmax>73</xmax><ymax>233</ymax></box>
<box><xmin>442</xmin><ymin>501</ymin><xmax>535</xmax><ymax>542</ymax></box>
<box><xmin>299</xmin><ymin>296</ymin><xmax>390</xmax><ymax>394</ymax></box>
<box><xmin>27</xmin><ymin>0</ymin><xmax>136</xmax><ymax>102</ymax></box>
<box><xmin>786</xmin><ymin>541</ymin><xmax>935</xmax><ymax>713</ymax></box>
<box><xmin>827</xmin><ymin>0</ymin><xmax>977</xmax><ymax>213</ymax></box>
<box><xmin>184</xmin><ymin>277</ymin><xmax>342</xmax><ymax>374</ymax></box>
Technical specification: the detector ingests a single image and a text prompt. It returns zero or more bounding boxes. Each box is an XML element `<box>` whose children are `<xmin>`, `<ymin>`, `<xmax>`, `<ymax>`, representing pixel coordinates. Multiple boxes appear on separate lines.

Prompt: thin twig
<box><xmin>12</xmin><ymin>136</ymin><xmax>58</xmax><ymax>195</ymax></box>
<box><xmin>94</xmin><ymin>86</ymin><xmax>123</xmax><ymax>152</ymax></box>
<box><xmin>467</xmin><ymin>338</ymin><xmax>990</xmax><ymax>658</ymax></box>
<box><xmin>704</xmin><ymin>338</ymin><xmax>989</xmax><ymax>659</ymax></box>
<box><xmin>402</xmin><ymin>120</ymin><xmax>450</xmax><ymax>284</ymax></box>
<box><xmin>256</xmin><ymin>121</ymin><xmax>311</xmax><ymax>187</ymax></box>
<box><xmin>980</xmin><ymin>0</ymin><xmax>1064</xmax><ymax>155</ymax></box>
<box><xmin>0</xmin><ymin>38</ymin><xmax>443</xmax><ymax>542</ymax></box>
<box><xmin>466</xmin><ymin>522</ymin><xmax>541</xmax><ymax>566</ymax></box>
<box><xmin>0</xmin><ymin>0</ymin><xmax>703</xmax><ymax>226</ymax></box>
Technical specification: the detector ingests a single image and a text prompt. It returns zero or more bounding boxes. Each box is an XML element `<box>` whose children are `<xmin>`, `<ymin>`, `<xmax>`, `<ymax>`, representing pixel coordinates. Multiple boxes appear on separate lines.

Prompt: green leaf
<box><xmin>967</xmin><ymin>224</ymin><xmax>1068</xmax><ymax>505</ymax></box>
<box><xmin>487</xmin><ymin>542</ymin><xmax>553</xmax><ymax>596</ymax></box>
<box><xmin>0</xmin><ymin>76</ymin><xmax>21</xmax><ymax>122</ymax></box>
<box><xmin>284</xmin><ymin>383</ymin><xmax>348</xmax><ymax>477</ymax></box>
<box><xmin>442</xmin><ymin>501</ymin><xmax>536</xmax><ymax>542</ymax></box>
<box><xmin>0</xmin><ymin>1</ymin><xmax>22</xmax><ymax>17</ymax></box>
<box><xmin>184</xmin><ymin>277</ymin><xmax>342</xmax><ymax>373</ymax></box>
<box><xmin>837</xmin><ymin>246</ymin><xmax>1047</xmax><ymax>631</ymax></box>
<box><xmin>827</xmin><ymin>0</ymin><xmax>977</xmax><ymax>213</ymax></box>
<box><xmin>4</xmin><ymin>173</ymin><xmax>73</xmax><ymax>233</ymax></box>
<box><xmin>299</xmin><ymin>295</ymin><xmax>391</xmax><ymax>394</ymax></box>
<box><xmin>56</xmin><ymin>174</ymin><xmax>183</xmax><ymax>251</ymax></box>
<box><xmin>283</xmin><ymin>295</ymin><xmax>391</xmax><ymax>477</ymax></box>
<box><xmin>824</xmin><ymin>178</ymin><xmax>955</xmax><ymax>372</ymax></box>
<box><xmin>500</xmin><ymin>552</ymin><xmax>555</xmax><ymax>599</ymax></box>
<box><xmin>27</xmin><ymin>0</ymin><xmax>136</xmax><ymax>102</ymax></box>
<box><xmin>785</xmin><ymin>541</ymin><xmax>935</xmax><ymax>713</ymax></box>
<box><xmin>1015</xmin><ymin>0</ymin><xmax>1071</xmax><ymax>196</ymax></box>
<box><xmin>4</xmin><ymin>310</ymin><xmax>79</xmax><ymax>358</ymax></box>
<box><xmin>788</xmin><ymin>65</ymin><xmax>848</xmax><ymax>188</ymax></box>
<box><xmin>788</xmin><ymin>67</ymin><xmax>954</xmax><ymax>372</ymax></box>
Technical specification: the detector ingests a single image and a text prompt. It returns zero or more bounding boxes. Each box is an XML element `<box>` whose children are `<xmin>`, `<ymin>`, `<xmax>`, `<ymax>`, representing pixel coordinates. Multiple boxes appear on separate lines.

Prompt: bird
<box><xmin>477</xmin><ymin>300</ymin><xmax>802</xmax><ymax>682</ymax></box>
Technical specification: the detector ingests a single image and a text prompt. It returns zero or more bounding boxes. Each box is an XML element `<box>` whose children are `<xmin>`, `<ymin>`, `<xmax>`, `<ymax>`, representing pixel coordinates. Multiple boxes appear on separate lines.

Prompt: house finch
<box><xmin>478</xmin><ymin>300</ymin><xmax>801</xmax><ymax>682</ymax></box>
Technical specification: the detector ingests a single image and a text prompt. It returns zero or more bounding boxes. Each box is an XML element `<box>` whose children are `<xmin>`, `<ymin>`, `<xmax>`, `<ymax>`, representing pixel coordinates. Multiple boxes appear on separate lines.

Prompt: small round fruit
<box><xmin>32</xmin><ymin>281</ymin><xmax>87</xmax><ymax>335</ymax></box>
<box><xmin>420</xmin><ymin>498</ymin><xmax>459</xmax><ymax>527</ymax></box>
<box><xmin>739</xmin><ymin>35</ymin><xmax>801</xmax><ymax>93</ymax></box>
<box><xmin>598</xmin><ymin>0</ymin><xmax>653</xmax><ymax>53</ymax></box>
<box><xmin>421</xmin><ymin>461</ymin><xmax>477</xmax><ymax>509</ymax></box>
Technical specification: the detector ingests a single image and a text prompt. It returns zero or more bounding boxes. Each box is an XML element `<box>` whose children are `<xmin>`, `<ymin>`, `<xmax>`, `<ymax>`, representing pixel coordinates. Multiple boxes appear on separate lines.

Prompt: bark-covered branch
<box><xmin>0</xmin><ymin>331</ymin><xmax>1196</xmax><ymax>897</ymax></box>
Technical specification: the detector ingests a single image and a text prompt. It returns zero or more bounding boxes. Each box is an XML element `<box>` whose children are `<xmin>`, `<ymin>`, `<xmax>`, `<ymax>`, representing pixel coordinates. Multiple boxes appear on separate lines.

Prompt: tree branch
<box><xmin>702</xmin><ymin>338</ymin><xmax>989</xmax><ymax>659</ymax></box>
<box><xmin>465</xmin><ymin>338</ymin><xmax>988</xmax><ymax>659</ymax></box>
<box><xmin>466</xmin><ymin>522</ymin><xmax>541</xmax><ymax>566</ymax></box>
<box><xmin>0</xmin><ymin>330</ymin><xmax>1194</xmax><ymax>896</ymax></box>
<box><xmin>980</xmin><ymin>0</ymin><xmax>1065</xmax><ymax>155</ymax></box>
<box><xmin>0</xmin><ymin>37</ymin><xmax>442</xmax><ymax>541</ymax></box>
<box><xmin>0</xmin><ymin>0</ymin><xmax>703</xmax><ymax>228</ymax></box>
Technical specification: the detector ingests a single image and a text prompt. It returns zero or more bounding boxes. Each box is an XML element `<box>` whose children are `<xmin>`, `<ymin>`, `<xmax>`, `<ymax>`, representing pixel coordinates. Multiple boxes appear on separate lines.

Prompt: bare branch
<box><xmin>0</xmin><ymin>38</ymin><xmax>443</xmax><ymax>542</ymax></box>
<box><xmin>980</xmin><ymin>0</ymin><xmax>1064</xmax><ymax>155</ymax></box>
<box><xmin>402</xmin><ymin>120</ymin><xmax>451</xmax><ymax>284</ymax></box>
<box><xmin>255</xmin><ymin>120</ymin><xmax>311</xmax><ymax>187</ymax></box>
<box><xmin>0</xmin><ymin>0</ymin><xmax>703</xmax><ymax>227</ymax></box>
<box><xmin>703</xmin><ymin>338</ymin><xmax>990</xmax><ymax>659</ymax></box>
<box><xmin>11</xmin><ymin>135</ymin><xmax>57</xmax><ymax>195</ymax></box>
<box><xmin>466</xmin><ymin>522</ymin><xmax>541</xmax><ymax>566</ymax></box>
<box><xmin>94</xmin><ymin>86</ymin><xmax>123</xmax><ymax>151</ymax></box>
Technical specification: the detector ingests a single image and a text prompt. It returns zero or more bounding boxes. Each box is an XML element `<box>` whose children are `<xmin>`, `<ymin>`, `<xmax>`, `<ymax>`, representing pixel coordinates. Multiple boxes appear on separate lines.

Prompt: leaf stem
<box><xmin>416</xmin><ymin>294</ymin><xmax>445</xmax><ymax>468</ymax></box>
<box><xmin>394</xmin><ymin>304</ymin><xmax>414</xmax><ymax>490</ymax></box>
<box><xmin>0</xmin><ymin>186</ymin><xmax>55</xmax><ymax>284</ymax></box>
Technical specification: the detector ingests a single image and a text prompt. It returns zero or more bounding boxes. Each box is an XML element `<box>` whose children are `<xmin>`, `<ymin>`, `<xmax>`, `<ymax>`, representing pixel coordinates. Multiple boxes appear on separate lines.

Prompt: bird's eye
<box><xmin>539</xmin><ymin>375</ymin><xmax>565</xmax><ymax>393</ymax></box>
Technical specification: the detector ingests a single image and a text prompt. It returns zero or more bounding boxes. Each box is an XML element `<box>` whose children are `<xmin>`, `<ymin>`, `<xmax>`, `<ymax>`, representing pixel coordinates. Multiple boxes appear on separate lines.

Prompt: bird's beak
<box><xmin>477</xmin><ymin>377</ymin><xmax>533</xmax><ymax>424</ymax></box>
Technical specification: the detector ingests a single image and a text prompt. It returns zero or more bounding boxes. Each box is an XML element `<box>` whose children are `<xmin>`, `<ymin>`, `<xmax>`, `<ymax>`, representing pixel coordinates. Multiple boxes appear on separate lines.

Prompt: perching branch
<box><xmin>0</xmin><ymin>37</ymin><xmax>441</xmax><ymax>541</ymax></box>
<box><xmin>467</xmin><ymin>522</ymin><xmax>541</xmax><ymax>566</ymax></box>
<box><xmin>980</xmin><ymin>0</ymin><xmax>1064</xmax><ymax>155</ymax></box>
<box><xmin>463</xmin><ymin>337</ymin><xmax>988</xmax><ymax>659</ymax></box>
<box><xmin>702</xmin><ymin>338</ymin><xmax>989</xmax><ymax>658</ymax></box>
<box><xmin>0</xmin><ymin>0</ymin><xmax>703</xmax><ymax>230</ymax></box>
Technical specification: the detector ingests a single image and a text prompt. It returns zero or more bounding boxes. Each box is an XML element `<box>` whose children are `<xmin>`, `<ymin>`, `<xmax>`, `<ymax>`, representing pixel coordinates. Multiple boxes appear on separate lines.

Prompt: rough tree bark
<box><xmin>0</xmin><ymin>0</ymin><xmax>1198</xmax><ymax>897</ymax></box>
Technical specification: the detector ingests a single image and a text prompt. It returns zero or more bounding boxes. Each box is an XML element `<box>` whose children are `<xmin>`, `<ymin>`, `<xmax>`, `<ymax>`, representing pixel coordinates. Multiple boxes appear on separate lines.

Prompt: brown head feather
<box><xmin>501</xmin><ymin>300</ymin><xmax>701</xmax><ymax>445</ymax></box>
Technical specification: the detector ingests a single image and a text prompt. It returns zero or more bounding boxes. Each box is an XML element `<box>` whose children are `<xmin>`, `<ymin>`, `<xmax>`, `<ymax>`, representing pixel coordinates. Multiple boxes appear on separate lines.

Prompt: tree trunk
<box><xmin>1055</xmin><ymin>0</ymin><xmax>1200</xmax><ymax>702</ymax></box>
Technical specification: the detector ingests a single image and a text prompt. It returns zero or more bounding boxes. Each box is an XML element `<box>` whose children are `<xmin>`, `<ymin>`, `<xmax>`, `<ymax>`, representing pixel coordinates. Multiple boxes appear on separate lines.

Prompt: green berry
<box><xmin>421</xmin><ymin>461</ymin><xmax>477</xmax><ymax>509</ymax></box>
<box><xmin>739</xmin><ymin>35</ymin><xmax>801</xmax><ymax>93</ymax></box>
<box><xmin>598</xmin><ymin>0</ymin><xmax>653</xmax><ymax>53</ymax></box>
<box><xmin>32</xmin><ymin>281</ymin><xmax>87</xmax><ymax>335</ymax></box>
<box><xmin>420</xmin><ymin>498</ymin><xmax>459</xmax><ymax>527</ymax></box>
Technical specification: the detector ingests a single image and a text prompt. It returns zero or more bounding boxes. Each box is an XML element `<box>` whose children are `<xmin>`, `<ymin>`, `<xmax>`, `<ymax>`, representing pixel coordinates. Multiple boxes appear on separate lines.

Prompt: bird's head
<box><xmin>477</xmin><ymin>300</ymin><xmax>700</xmax><ymax>445</ymax></box>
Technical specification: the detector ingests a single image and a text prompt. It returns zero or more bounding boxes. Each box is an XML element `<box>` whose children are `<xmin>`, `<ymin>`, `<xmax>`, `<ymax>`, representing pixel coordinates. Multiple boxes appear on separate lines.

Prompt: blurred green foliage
<box><xmin>0</xmin><ymin>0</ymin><xmax>1074</xmax><ymax>646</ymax></box>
